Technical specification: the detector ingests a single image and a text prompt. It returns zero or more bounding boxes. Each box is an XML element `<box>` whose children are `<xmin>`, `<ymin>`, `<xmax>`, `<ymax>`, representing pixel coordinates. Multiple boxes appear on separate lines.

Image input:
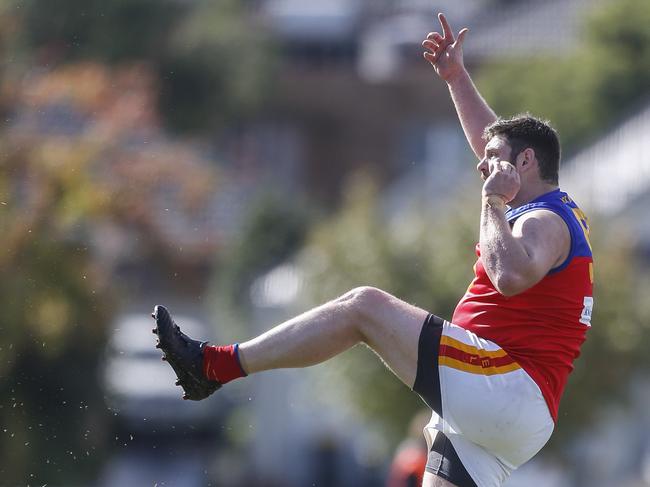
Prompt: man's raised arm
<box><xmin>422</xmin><ymin>13</ymin><xmax>497</xmax><ymax>160</ymax></box>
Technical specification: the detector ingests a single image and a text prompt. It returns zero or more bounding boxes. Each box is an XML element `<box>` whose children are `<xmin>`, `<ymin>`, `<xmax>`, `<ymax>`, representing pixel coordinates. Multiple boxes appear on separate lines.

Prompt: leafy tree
<box><xmin>0</xmin><ymin>152</ymin><xmax>113</xmax><ymax>485</ymax></box>
<box><xmin>13</xmin><ymin>0</ymin><xmax>276</xmax><ymax>133</ymax></box>
<box><xmin>0</xmin><ymin>1</ymin><xmax>272</xmax><ymax>484</ymax></box>
<box><xmin>158</xmin><ymin>0</ymin><xmax>277</xmax><ymax>132</ymax></box>
<box><xmin>0</xmin><ymin>59</ymin><xmax>221</xmax><ymax>484</ymax></box>
<box><xmin>216</xmin><ymin>194</ymin><xmax>311</xmax><ymax>314</ymax></box>
<box><xmin>20</xmin><ymin>0</ymin><xmax>183</xmax><ymax>62</ymax></box>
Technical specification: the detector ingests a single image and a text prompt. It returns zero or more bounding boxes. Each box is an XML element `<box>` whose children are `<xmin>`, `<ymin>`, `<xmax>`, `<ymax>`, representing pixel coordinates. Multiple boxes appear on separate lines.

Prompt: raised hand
<box><xmin>422</xmin><ymin>13</ymin><xmax>469</xmax><ymax>82</ymax></box>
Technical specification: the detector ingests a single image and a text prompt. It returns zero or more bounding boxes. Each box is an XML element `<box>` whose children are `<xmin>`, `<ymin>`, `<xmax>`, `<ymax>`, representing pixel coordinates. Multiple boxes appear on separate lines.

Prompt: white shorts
<box><xmin>415</xmin><ymin>319</ymin><xmax>554</xmax><ymax>487</ymax></box>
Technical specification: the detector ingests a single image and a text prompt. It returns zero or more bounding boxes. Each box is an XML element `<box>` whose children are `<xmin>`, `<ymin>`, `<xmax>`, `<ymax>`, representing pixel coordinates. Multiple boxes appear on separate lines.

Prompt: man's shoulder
<box><xmin>512</xmin><ymin>208</ymin><xmax>569</xmax><ymax>241</ymax></box>
<box><xmin>516</xmin><ymin>206</ymin><xmax>564</xmax><ymax>221</ymax></box>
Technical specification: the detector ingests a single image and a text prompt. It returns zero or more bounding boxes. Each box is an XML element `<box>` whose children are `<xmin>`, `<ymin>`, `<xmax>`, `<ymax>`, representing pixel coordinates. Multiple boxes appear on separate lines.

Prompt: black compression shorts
<box><xmin>412</xmin><ymin>314</ymin><xmax>477</xmax><ymax>487</ymax></box>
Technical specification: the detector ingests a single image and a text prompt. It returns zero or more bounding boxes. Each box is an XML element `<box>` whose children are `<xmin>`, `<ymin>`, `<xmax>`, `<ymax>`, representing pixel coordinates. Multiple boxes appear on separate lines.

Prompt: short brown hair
<box><xmin>484</xmin><ymin>114</ymin><xmax>561</xmax><ymax>185</ymax></box>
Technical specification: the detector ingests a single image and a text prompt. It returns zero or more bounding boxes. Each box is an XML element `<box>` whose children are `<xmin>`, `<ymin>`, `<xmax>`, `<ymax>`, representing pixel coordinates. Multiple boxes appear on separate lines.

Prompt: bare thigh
<box><xmin>355</xmin><ymin>287</ymin><xmax>429</xmax><ymax>388</ymax></box>
<box><xmin>423</xmin><ymin>471</ymin><xmax>459</xmax><ymax>487</ymax></box>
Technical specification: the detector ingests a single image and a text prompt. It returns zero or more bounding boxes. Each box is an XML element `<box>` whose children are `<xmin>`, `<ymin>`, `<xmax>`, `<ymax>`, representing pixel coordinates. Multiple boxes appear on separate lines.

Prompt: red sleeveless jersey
<box><xmin>452</xmin><ymin>189</ymin><xmax>593</xmax><ymax>422</ymax></box>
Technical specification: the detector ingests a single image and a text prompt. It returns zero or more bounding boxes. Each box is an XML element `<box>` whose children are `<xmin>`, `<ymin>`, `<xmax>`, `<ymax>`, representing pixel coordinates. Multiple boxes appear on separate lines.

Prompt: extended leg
<box><xmin>153</xmin><ymin>287</ymin><xmax>428</xmax><ymax>398</ymax></box>
<box><xmin>239</xmin><ymin>286</ymin><xmax>429</xmax><ymax>388</ymax></box>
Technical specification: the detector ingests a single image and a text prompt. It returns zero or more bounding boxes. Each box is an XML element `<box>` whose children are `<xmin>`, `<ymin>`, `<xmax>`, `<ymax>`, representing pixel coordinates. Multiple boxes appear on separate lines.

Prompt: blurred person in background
<box><xmin>151</xmin><ymin>13</ymin><xmax>594</xmax><ymax>487</ymax></box>
<box><xmin>387</xmin><ymin>409</ymin><xmax>430</xmax><ymax>487</ymax></box>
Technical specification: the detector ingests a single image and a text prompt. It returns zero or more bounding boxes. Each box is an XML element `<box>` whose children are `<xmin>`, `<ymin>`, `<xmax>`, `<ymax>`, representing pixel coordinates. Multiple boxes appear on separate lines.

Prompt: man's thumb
<box><xmin>455</xmin><ymin>28</ymin><xmax>469</xmax><ymax>47</ymax></box>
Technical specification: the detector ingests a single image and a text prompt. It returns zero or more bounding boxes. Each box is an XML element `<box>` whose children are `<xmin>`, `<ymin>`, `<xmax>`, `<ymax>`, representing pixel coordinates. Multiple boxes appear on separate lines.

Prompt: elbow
<box><xmin>492</xmin><ymin>273</ymin><xmax>528</xmax><ymax>297</ymax></box>
<box><xmin>495</xmin><ymin>285</ymin><xmax>520</xmax><ymax>298</ymax></box>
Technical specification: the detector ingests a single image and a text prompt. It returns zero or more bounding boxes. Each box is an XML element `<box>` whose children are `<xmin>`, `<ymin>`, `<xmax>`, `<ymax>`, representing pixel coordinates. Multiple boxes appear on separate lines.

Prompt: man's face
<box><xmin>477</xmin><ymin>135</ymin><xmax>514</xmax><ymax>180</ymax></box>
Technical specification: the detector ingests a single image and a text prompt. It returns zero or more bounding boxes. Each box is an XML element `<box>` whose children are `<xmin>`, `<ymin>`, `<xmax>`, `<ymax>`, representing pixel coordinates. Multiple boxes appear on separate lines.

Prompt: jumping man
<box><xmin>152</xmin><ymin>13</ymin><xmax>594</xmax><ymax>487</ymax></box>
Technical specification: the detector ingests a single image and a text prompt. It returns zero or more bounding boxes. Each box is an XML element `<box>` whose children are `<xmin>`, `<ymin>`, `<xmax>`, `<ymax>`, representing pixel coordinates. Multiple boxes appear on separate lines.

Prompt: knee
<box><xmin>340</xmin><ymin>286</ymin><xmax>391</xmax><ymax>320</ymax></box>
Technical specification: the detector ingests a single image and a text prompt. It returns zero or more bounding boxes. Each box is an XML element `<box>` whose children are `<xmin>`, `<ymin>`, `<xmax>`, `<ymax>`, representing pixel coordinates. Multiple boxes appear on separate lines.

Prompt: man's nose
<box><xmin>477</xmin><ymin>159</ymin><xmax>489</xmax><ymax>176</ymax></box>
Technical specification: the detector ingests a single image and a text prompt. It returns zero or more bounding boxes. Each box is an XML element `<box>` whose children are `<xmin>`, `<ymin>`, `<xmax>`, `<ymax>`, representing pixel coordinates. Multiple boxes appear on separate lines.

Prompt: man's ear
<box><xmin>518</xmin><ymin>148</ymin><xmax>536</xmax><ymax>172</ymax></box>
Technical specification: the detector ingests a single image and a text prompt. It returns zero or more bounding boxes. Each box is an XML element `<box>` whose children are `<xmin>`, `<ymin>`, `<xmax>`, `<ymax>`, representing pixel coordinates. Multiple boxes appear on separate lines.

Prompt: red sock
<box><xmin>203</xmin><ymin>343</ymin><xmax>247</xmax><ymax>384</ymax></box>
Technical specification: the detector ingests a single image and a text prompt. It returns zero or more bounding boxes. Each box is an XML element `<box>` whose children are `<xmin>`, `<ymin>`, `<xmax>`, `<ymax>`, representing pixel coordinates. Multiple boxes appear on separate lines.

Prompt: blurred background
<box><xmin>1</xmin><ymin>0</ymin><xmax>649</xmax><ymax>485</ymax></box>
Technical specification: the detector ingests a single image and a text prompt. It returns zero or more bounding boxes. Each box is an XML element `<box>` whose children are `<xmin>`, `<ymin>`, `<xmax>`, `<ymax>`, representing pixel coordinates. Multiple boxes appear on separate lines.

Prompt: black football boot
<box><xmin>151</xmin><ymin>305</ymin><xmax>221</xmax><ymax>400</ymax></box>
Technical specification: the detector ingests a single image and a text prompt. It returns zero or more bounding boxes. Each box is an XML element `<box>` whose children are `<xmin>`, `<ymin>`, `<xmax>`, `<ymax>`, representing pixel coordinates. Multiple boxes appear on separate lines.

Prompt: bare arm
<box><xmin>480</xmin><ymin>162</ymin><xmax>570</xmax><ymax>296</ymax></box>
<box><xmin>447</xmin><ymin>70</ymin><xmax>497</xmax><ymax>160</ymax></box>
<box><xmin>422</xmin><ymin>13</ymin><xmax>497</xmax><ymax>159</ymax></box>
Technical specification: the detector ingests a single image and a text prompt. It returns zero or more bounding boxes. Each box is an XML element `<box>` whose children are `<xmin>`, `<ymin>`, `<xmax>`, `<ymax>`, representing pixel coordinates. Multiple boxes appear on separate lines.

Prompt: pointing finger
<box><xmin>438</xmin><ymin>13</ymin><xmax>455</xmax><ymax>42</ymax></box>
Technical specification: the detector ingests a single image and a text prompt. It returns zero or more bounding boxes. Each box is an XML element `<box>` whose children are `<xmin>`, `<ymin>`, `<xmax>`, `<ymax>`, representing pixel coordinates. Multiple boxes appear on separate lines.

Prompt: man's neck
<box><xmin>509</xmin><ymin>183</ymin><xmax>559</xmax><ymax>209</ymax></box>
